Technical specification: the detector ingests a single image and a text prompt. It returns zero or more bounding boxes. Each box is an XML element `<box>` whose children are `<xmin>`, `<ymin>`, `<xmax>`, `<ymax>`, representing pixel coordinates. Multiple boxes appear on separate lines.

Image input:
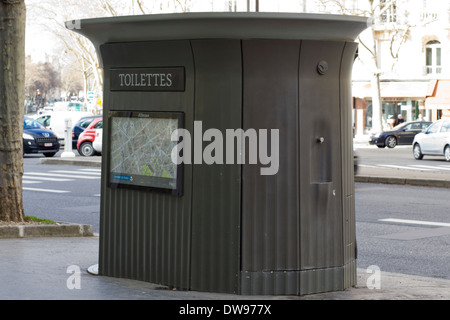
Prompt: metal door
<box><xmin>299</xmin><ymin>40</ymin><xmax>345</xmax><ymax>270</ymax></box>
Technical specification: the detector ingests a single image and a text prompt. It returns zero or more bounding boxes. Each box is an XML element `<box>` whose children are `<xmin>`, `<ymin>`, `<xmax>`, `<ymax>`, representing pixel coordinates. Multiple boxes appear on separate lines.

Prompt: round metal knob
<box><xmin>317</xmin><ymin>60</ymin><xmax>328</xmax><ymax>75</ymax></box>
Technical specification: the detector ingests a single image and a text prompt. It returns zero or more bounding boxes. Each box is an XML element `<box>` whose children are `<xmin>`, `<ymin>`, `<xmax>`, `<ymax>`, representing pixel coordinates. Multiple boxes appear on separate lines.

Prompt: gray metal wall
<box><xmin>99</xmin><ymin>41</ymin><xmax>195</xmax><ymax>289</ymax></box>
<box><xmin>189</xmin><ymin>39</ymin><xmax>242</xmax><ymax>294</ymax></box>
<box><xmin>241</xmin><ymin>39</ymin><xmax>301</xmax><ymax>295</ymax></box>
<box><xmin>240</xmin><ymin>39</ymin><xmax>358</xmax><ymax>295</ymax></box>
<box><xmin>99</xmin><ymin>38</ymin><xmax>358</xmax><ymax>295</ymax></box>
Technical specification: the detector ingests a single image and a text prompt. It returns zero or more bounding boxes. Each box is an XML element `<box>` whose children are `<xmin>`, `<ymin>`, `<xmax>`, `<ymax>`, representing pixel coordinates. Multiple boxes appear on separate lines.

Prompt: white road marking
<box><xmin>78</xmin><ymin>168</ymin><xmax>101</xmax><ymax>172</ymax></box>
<box><xmin>25</xmin><ymin>172</ymin><xmax>100</xmax><ymax>179</ymax></box>
<box><xmin>23</xmin><ymin>175</ymin><xmax>74</xmax><ymax>182</ymax></box>
<box><xmin>379</xmin><ymin>218</ymin><xmax>450</xmax><ymax>228</ymax></box>
<box><xmin>23</xmin><ymin>187</ymin><xmax>70</xmax><ymax>194</ymax></box>
<box><xmin>410</xmin><ymin>165</ymin><xmax>450</xmax><ymax>171</ymax></box>
<box><xmin>51</xmin><ymin>170</ymin><xmax>101</xmax><ymax>175</ymax></box>
<box><xmin>22</xmin><ymin>169</ymin><xmax>101</xmax><ymax>194</ymax></box>
<box><xmin>377</xmin><ymin>164</ymin><xmax>433</xmax><ymax>171</ymax></box>
<box><xmin>358</xmin><ymin>164</ymin><xmax>380</xmax><ymax>168</ymax></box>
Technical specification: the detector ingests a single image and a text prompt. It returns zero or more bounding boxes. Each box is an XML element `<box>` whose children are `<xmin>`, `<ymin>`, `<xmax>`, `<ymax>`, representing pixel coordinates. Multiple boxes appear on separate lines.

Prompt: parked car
<box><xmin>23</xmin><ymin>117</ymin><xmax>60</xmax><ymax>157</ymax></box>
<box><xmin>68</xmin><ymin>102</ymin><xmax>85</xmax><ymax>112</ymax></box>
<box><xmin>413</xmin><ymin>118</ymin><xmax>450</xmax><ymax>161</ymax></box>
<box><xmin>72</xmin><ymin>115</ymin><xmax>102</xmax><ymax>148</ymax></box>
<box><xmin>77</xmin><ymin>117</ymin><xmax>103</xmax><ymax>156</ymax></box>
<box><xmin>92</xmin><ymin>129</ymin><xmax>102</xmax><ymax>154</ymax></box>
<box><xmin>369</xmin><ymin>121</ymin><xmax>432</xmax><ymax>148</ymax></box>
<box><xmin>35</xmin><ymin>111</ymin><xmax>93</xmax><ymax>145</ymax></box>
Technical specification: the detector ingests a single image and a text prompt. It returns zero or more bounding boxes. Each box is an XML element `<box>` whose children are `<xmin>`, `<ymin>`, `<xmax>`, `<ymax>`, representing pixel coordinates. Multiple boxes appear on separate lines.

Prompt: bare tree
<box><xmin>319</xmin><ymin>0</ymin><xmax>419</xmax><ymax>132</ymax></box>
<box><xmin>26</xmin><ymin>0</ymin><xmax>156</xmax><ymax>104</ymax></box>
<box><xmin>25</xmin><ymin>59</ymin><xmax>61</xmax><ymax>105</ymax></box>
<box><xmin>0</xmin><ymin>0</ymin><xmax>26</xmax><ymax>223</ymax></box>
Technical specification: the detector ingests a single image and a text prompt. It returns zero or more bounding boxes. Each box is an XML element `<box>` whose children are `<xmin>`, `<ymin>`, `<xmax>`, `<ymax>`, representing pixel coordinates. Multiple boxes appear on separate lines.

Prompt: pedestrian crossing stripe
<box><xmin>78</xmin><ymin>168</ymin><xmax>101</xmax><ymax>172</ymax></box>
<box><xmin>22</xmin><ymin>180</ymin><xmax>42</xmax><ymax>184</ymax></box>
<box><xmin>22</xmin><ymin>175</ymin><xmax>74</xmax><ymax>182</ymax></box>
<box><xmin>23</xmin><ymin>169</ymin><xmax>101</xmax><ymax>194</ymax></box>
<box><xmin>25</xmin><ymin>172</ymin><xmax>100</xmax><ymax>179</ymax></box>
<box><xmin>51</xmin><ymin>170</ymin><xmax>101</xmax><ymax>175</ymax></box>
<box><xmin>23</xmin><ymin>187</ymin><xmax>70</xmax><ymax>193</ymax></box>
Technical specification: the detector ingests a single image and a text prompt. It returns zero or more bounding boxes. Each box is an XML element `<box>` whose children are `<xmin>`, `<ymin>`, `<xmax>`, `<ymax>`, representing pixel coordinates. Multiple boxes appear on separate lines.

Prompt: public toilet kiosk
<box><xmin>69</xmin><ymin>12</ymin><xmax>369</xmax><ymax>295</ymax></box>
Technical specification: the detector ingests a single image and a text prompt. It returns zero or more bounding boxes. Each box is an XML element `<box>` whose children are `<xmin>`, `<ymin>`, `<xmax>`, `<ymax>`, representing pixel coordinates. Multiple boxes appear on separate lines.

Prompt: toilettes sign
<box><xmin>110</xmin><ymin>67</ymin><xmax>185</xmax><ymax>91</ymax></box>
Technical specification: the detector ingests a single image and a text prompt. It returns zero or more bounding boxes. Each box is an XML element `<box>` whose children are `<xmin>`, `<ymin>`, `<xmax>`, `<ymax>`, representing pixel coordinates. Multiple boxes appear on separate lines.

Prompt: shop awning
<box><xmin>425</xmin><ymin>79</ymin><xmax>450</xmax><ymax>110</ymax></box>
<box><xmin>352</xmin><ymin>81</ymin><xmax>429</xmax><ymax>99</ymax></box>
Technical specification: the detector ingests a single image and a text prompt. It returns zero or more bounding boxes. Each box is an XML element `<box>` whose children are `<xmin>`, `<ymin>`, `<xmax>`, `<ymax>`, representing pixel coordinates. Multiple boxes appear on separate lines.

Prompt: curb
<box><xmin>355</xmin><ymin>175</ymin><xmax>450</xmax><ymax>188</ymax></box>
<box><xmin>0</xmin><ymin>222</ymin><xmax>94</xmax><ymax>239</ymax></box>
<box><xmin>40</xmin><ymin>157</ymin><xmax>101</xmax><ymax>167</ymax></box>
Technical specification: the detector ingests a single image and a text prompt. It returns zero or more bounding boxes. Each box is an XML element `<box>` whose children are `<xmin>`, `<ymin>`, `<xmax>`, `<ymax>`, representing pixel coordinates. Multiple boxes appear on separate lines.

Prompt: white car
<box><xmin>35</xmin><ymin>111</ymin><xmax>93</xmax><ymax>144</ymax></box>
<box><xmin>92</xmin><ymin>129</ymin><xmax>102</xmax><ymax>153</ymax></box>
<box><xmin>412</xmin><ymin>118</ymin><xmax>450</xmax><ymax>161</ymax></box>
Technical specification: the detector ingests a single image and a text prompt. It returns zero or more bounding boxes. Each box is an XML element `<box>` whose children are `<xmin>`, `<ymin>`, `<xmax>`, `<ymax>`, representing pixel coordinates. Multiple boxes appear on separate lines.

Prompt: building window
<box><xmin>425</xmin><ymin>40</ymin><xmax>442</xmax><ymax>74</ymax></box>
<box><xmin>380</xmin><ymin>0</ymin><xmax>397</xmax><ymax>23</ymax></box>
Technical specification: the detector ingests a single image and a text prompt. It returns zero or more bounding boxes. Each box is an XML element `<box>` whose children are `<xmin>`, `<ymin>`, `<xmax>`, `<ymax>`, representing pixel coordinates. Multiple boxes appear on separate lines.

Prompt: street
<box><xmin>354</xmin><ymin>143</ymin><xmax>450</xmax><ymax>280</ymax></box>
<box><xmin>355</xmin><ymin>143</ymin><xmax>450</xmax><ymax>172</ymax></box>
<box><xmin>355</xmin><ymin>182</ymin><xmax>450</xmax><ymax>280</ymax></box>
<box><xmin>22</xmin><ymin>147</ymin><xmax>450</xmax><ymax>281</ymax></box>
<box><xmin>23</xmin><ymin>151</ymin><xmax>101</xmax><ymax>233</ymax></box>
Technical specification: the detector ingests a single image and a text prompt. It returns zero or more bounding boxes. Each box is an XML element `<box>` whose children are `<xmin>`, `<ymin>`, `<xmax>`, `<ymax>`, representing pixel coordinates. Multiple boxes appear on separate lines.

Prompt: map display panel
<box><xmin>108</xmin><ymin>111</ymin><xmax>183</xmax><ymax>194</ymax></box>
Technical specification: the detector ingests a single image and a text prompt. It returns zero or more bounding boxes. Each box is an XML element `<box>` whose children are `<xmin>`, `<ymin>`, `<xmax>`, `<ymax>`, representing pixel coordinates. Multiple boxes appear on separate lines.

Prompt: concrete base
<box><xmin>240</xmin><ymin>261</ymin><xmax>357</xmax><ymax>296</ymax></box>
<box><xmin>61</xmin><ymin>151</ymin><xmax>76</xmax><ymax>158</ymax></box>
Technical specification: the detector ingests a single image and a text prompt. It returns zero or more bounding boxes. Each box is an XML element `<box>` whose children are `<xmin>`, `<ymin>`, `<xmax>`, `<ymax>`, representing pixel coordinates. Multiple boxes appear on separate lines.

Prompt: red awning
<box><xmin>425</xmin><ymin>79</ymin><xmax>450</xmax><ymax>110</ymax></box>
<box><xmin>352</xmin><ymin>81</ymin><xmax>429</xmax><ymax>99</ymax></box>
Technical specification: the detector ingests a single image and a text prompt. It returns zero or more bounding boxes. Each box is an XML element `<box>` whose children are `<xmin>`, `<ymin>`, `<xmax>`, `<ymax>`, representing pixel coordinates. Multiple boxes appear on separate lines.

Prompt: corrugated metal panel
<box><xmin>97</xmin><ymin>37</ymin><xmax>358</xmax><ymax>295</ymax></box>
<box><xmin>299</xmin><ymin>267</ymin><xmax>343</xmax><ymax>295</ymax></box>
<box><xmin>241</xmin><ymin>39</ymin><xmax>301</xmax><ymax>294</ymax></box>
<box><xmin>99</xmin><ymin>40</ymin><xmax>195</xmax><ymax>289</ymax></box>
<box><xmin>189</xmin><ymin>39</ymin><xmax>242</xmax><ymax>294</ymax></box>
<box><xmin>340</xmin><ymin>42</ymin><xmax>359</xmax><ymax>288</ymax></box>
<box><xmin>298</xmin><ymin>40</ymin><xmax>345</xmax><ymax>273</ymax></box>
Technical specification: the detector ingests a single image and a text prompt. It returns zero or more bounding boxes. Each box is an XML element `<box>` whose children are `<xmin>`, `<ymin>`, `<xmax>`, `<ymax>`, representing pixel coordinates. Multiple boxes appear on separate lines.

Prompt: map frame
<box><xmin>107</xmin><ymin>110</ymin><xmax>184</xmax><ymax>196</ymax></box>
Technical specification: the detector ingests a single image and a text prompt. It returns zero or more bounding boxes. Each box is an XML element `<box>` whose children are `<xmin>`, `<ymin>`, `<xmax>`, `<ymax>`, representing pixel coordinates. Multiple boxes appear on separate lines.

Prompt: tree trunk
<box><xmin>370</xmin><ymin>25</ymin><xmax>383</xmax><ymax>133</ymax></box>
<box><xmin>0</xmin><ymin>0</ymin><xmax>26</xmax><ymax>223</ymax></box>
<box><xmin>371</xmin><ymin>72</ymin><xmax>383</xmax><ymax>132</ymax></box>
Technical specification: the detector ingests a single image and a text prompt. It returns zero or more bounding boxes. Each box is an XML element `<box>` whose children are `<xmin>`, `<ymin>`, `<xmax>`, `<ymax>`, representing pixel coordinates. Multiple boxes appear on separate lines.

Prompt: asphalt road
<box><xmin>355</xmin><ymin>143</ymin><xmax>450</xmax><ymax>171</ymax></box>
<box><xmin>23</xmin><ymin>152</ymin><xmax>101</xmax><ymax>233</ymax></box>
<box><xmin>355</xmin><ymin>182</ymin><xmax>450</xmax><ymax>280</ymax></box>
<box><xmin>21</xmin><ymin>150</ymin><xmax>450</xmax><ymax>281</ymax></box>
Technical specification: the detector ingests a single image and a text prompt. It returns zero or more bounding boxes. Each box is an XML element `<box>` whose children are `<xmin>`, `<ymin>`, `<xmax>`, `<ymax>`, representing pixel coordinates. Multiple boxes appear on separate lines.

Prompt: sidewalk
<box><xmin>1</xmin><ymin>236</ymin><xmax>449</xmax><ymax>300</ymax></box>
<box><xmin>356</xmin><ymin>165</ymin><xmax>450</xmax><ymax>188</ymax></box>
<box><xmin>0</xmin><ymin>154</ymin><xmax>444</xmax><ymax>300</ymax></box>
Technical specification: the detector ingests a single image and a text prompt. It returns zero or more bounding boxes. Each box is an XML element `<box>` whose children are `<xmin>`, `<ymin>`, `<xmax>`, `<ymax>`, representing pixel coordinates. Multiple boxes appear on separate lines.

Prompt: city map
<box><xmin>109</xmin><ymin>114</ymin><xmax>179</xmax><ymax>190</ymax></box>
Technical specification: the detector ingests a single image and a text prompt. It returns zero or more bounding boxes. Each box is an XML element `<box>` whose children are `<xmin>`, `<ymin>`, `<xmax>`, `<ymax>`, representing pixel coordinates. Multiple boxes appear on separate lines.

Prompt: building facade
<box><xmin>350</xmin><ymin>0</ymin><xmax>450</xmax><ymax>134</ymax></box>
<box><xmin>203</xmin><ymin>0</ymin><xmax>450</xmax><ymax>135</ymax></box>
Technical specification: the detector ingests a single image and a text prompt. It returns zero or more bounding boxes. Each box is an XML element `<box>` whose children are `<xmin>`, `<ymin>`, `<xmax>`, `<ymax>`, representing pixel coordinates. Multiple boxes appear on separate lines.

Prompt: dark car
<box><xmin>369</xmin><ymin>121</ymin><xmax>432</xmax><ymax>148</ymax></box>
<box><xmin>72</xmin><ymin>115</ymin><xmax>102</xmax><ymax>148</ymax></box>
<box><xmin>23</xmin><ymin>117</ymin><xmax>60</xmax><ymax>157</ymax></box>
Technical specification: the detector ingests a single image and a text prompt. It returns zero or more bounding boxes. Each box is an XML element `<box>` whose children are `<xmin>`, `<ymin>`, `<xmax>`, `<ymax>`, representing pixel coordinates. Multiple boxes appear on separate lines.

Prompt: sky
<box><xmin>23</xmin><ymin>0</ymin><xmax>310</xmax><ymax>62</ymax></box>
